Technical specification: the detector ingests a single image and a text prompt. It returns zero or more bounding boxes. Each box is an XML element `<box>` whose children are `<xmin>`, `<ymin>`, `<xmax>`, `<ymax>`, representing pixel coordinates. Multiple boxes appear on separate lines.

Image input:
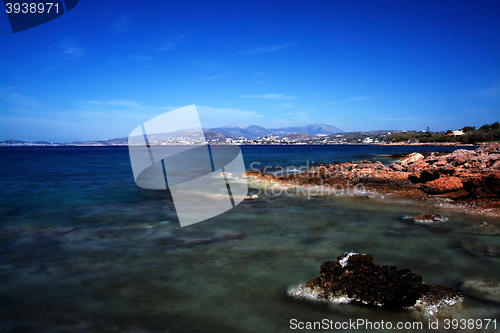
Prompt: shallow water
<box><xmin>1</xmin><ymin>146</ymin><xmax>499</xmax><ymax>332</ymax></box>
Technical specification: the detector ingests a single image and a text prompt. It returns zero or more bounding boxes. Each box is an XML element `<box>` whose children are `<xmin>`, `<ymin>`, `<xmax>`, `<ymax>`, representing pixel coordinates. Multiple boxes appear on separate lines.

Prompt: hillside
<box><xmin>210</xmin><ymin>124</ymin><xmax>344</xmax><ymax>138</ymax></box>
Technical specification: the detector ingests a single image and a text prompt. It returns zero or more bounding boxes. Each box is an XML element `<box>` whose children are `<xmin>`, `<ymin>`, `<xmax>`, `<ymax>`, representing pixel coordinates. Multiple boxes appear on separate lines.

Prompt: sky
<box><xmin>1</xmin><ymin>0</ymin><xmax>499</xmax><ymax>142</ymax></box>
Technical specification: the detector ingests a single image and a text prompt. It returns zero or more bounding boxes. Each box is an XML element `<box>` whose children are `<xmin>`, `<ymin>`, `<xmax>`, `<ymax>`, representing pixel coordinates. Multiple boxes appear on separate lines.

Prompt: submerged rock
<box><xmin>413</xmin><ymin>212</ymin><xmax>449</xmax><ymax>223</ymax></box>
<box><xmin>288</xmin><ymin>253</ymin><xmax>462</xmax><ymax>316</ymax></box>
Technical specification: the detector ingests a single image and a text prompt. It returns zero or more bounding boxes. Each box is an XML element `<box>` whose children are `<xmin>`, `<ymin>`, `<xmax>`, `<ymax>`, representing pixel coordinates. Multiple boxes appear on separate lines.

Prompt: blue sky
<box><xmin>1</xmin><ymin>0</ymin><xmax>499</xmax><ymax>142</ymax></box>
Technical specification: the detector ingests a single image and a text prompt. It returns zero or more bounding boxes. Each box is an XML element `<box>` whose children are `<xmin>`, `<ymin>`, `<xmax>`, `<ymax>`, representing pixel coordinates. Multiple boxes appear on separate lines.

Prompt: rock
<box><xmin>399</xmin><ymin>153</ymin><xmax>425</xmax><ymax>166</ymax></box>
<box><xmin>476</xmin><ymin>142</ymin><xmax>500</xmax><ymax>155</ymax></box>
<box><xmin>438</xmin><ymin>163</ymin><xmax>456</xmax><ymax>175</ymax></box>
<box><xmin>389</xmin><ymin>162</ymin><xmax>404</xmax><ymax>171</ymax></box>
<box><xmin>460</xmin><ymin>279</ymin><xmax>500</xmax><ymax>304</ymax></box>
<box><xmin>422</xmin><ymin>176</ymin><xmax>463</xmax><ymax>194</ymax></box>
<box><xmin>408</xmin><ymin>285</ymin><xmax>464</xmax><ymax>317</ymax></box>
<box><xmin>242</xmin><ymin>170</ymin><xmax>260</xmax><ymax>178</ymax></box>
<box><xmin>247</xmin><ymin>143</ymin><xmax>500</xmax><ymax>215</ymax></box>
<box><xmin>288</xmin><ymin>253</ymin><xmax>462</xmax><ymax>315</ymax></box>
<box><xmin>413</xmin><ymin>212</ymin><xmax>449</xmax><ymax>223</ymax></box>
<box><xmin>409</xmin><ymin>165</ymin><xmax>440</xmax><ymax>183</ymax></box>
<box><xmin>438</xmin><ymin>189</ymin><xmax>469</xmax><ymax>199</ymax></box>
<box><xmin>446</xmin><ymin>149</ymin><xmax>471</xmax><ymax>166</ymax></box>
<box><xmin>462</xmin><ymin>171</ymin><xmax>500</xmax><ymax>198</ymax></box>
<box><xmin>489</xmin><ymin>160</ymin><xmax>500</xmax><ymax>170</ymax></box>
<box><xmin>434</xmin><ymin>157</ymin><xmax>448</xmax><ymax>166</ymax></box>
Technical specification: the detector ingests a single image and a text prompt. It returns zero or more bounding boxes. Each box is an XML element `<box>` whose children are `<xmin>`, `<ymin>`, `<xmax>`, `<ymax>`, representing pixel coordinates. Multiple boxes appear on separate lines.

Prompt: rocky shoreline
<box><xmin>244</xmin><ymin>143</ymin><xmax>500</xmax><ymax>216</ymax></box>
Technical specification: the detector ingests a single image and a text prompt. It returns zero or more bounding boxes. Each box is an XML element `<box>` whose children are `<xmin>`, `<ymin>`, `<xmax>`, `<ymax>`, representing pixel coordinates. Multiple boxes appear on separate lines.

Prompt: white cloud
<box><xmin>241</xmin><ymin>93</ymin><xmax>296</xmax><ymax>100</ymax></box>
<box><xmin>243</xmin><ymin>44</ymin><xmax>291</xmax><ymax>55</ymax></box>
<box><xmin>196</xmin><ymin>105</ymin><xmax>263</xmax><ymax>121</ymax></box>
<box><xmin>348</xmin><ymin>96</ymin><xmax>369</xmax><ymax>102</ymax></box>
<box><xmin>200</xmin><ymin>72</ymin><xmax>240</xmax><ymax>81</ymax></box>
<box><xmin>113</xmin><ymin>14</ymin><xmax>133</xmax><ymax>32</ymax></box>
<box><xmin>380</xmin><ymin>117</ymin><xmax>420</xmax><ymax>121</ymax></box>
<box><xmin>60</xmin><ymin>39</ymin><xmax>85</xmax><ymax>58</ymax></box>
<box><xmin>86</xmin><ymin>100</ymin><xmax>146</xmax><ymax>108</ymax></box>
<box><xmin>158</xmin><ymin>33</ymin><xmax>188</xmax><ymax>51</ymax></box>
<box><xmin>477</xmin><ymin>83</ymin><xmax>500</xmax><ymax>97</ymax></box>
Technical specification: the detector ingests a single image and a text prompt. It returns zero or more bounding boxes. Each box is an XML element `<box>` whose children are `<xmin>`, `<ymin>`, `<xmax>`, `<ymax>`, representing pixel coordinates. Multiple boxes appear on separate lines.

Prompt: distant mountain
<box><xmin>328</xmin><ymin>130</ymin><xmax>394</xmax><ymax>138</ymax></box>
<box><xmin>1</xmin><ymin>139</ymin><xmax>27</xmax><ymax>144</ymax></box>
<box><xmin>209</xmin><ymin>124</ymin><xmax>344</xmax><ymax>138</ymax></box>
<box><xmin>208</xmin><ymin>125</ymin><xmax>270</xmax><ymax>138</ymax></box>
<box><xmin>270</xmin><ymin>124</ymin><xmax>344</xmax><ymax>136</ymax></box>
<box><xmin>203</xmin><ymin>130</ymin><xmax>231</xmax><ymax>141</ymax></box>
<box><xmin>1</xmin><ymin>124</ymin><xmax>348</xmax><ymax>145</ymax></box>
<box><xmin>173</xmin><ymin>130</ymin><xmax>231</xmax><ymax>142</ymax></box>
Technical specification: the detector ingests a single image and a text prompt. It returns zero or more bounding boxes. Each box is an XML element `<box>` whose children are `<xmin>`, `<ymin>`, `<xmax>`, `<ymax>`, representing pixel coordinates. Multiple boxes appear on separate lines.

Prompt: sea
<box><xmin>1</xmin><ymin>145</ymin><xmax>499</xmax><ymax>332</ymax></box>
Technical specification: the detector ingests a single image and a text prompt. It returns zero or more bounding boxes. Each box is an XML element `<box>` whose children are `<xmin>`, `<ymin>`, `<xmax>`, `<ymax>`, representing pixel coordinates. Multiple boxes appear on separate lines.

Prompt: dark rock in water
<box><xmin>288</xmin><ymin>253</ymin><xmax>463</xmax><ymax>316</ymax></box>
<box><xmin>401</xmin><ymin>212</ymin><xmax>449</xmax><ymax>223</ymax></box>
<box><xmin>413</xmin><ymin>212</ymin><xmax>448</xmax><ymax>223</ymax></box>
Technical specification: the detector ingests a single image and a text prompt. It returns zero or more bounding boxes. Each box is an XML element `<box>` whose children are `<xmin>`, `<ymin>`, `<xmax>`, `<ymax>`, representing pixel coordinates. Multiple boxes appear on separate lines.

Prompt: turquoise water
<box><xmin>1</xmin><ymin>146</ymin><xmax>499</xmax><ymax>332</ymax></box>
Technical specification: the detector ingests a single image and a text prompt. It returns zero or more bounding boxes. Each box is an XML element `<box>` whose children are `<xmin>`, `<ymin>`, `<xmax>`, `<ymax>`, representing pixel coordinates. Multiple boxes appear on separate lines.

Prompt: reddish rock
<box><xmin>462</xmin><ymin>171</ymin><xmax>500</xmax><ymax>198</ymax></box>
<box><xmin>435</xmin><ymin>158</ymin><xmax>448</xmax><ymax>166</ymax></box>
<box><xmin>477</xmin><ymin>142</ymin><xmax>500</xmax><ymax>155</ymax></box>
<box><xmin>413</xmin><ymin>212</ymin><xmax>448</xmax><ymax>222</ymax></box>
<box><xmin>490</xmin><ymin>160</ymin><xmax>500</xmax><ymax>170</ymax></box>
<box><xmin>243</xmin><ymin>170</ymin><xmax>260</xmax><ymax>177</ymax></box>
<box><xmin>390</xmin><ymin>162</ymin><xmax>404</xmax><ymax>171</ymax></box>
<box><xmin>438</xmin><ymin>164</ymin><xmax>456</xmax><ymax>175</ymax></box>
<box><xmin>423</xmin><ymin>176</ymin><xmax>463</xmax><ymax>194</ymax></box>
<box><xmin>399</xmin><ymin>152</ymin><xmax>424</xmax><ymax>166</ymax></box>
<box><xmin>249</xmin><ymin>143</ymin><xmax>500</xmax><ymax>215</ymax></box>
<box><xmin>439</xmin><ymin>189</ymin><xmax>470</xmax><ymax>199</ymax></box>
<box><xmin>447</xmin><ymin>149</ymin><xmax>472</xmax><ymax>166</ymax></box>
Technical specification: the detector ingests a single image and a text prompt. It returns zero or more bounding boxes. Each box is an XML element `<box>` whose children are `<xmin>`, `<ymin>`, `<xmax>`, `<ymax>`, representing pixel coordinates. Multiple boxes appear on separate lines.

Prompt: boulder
<box><xmin>489</xmin><ymin>160</ymin><xmax>500</xmax><ymax>170</ymax></box>
<box><xmin>422</xmin><ymin>176</ymin><xmax>463</xmax><ymax>194</ymax></box>
<box><xmin>476</xmin><ymin>142</ymin><xmax>500</xmax><ymax>155</ymax></box>
<box><xmin>434</xmin><ymin>157</ymin><xmax>448</xmax><ymax>166</ymax></box>
<box><xmin>439</xmin><ymin>189</ymin><xmax>469</xmax><ymax>199</ymax></box>
<box><xmin>413</xmin><ymin>212</ymin><xmax>448</xmax><ymax>223</ymax></box>
<box><xmin>446</xmin><ymin>149</ymin><xmax>472</xmax><ymax>166</ymax></box>
<box><xmin>462</xmin><ymin>171</ymin><xmax>500</xmax><ymax>198</ymax></box>
<box><xmin>389</xmin><ymin>162</ymin><xmax>404</xmax><ymax>171</ymax></box>
<box><xmin>399</xmin><ymin>153</ymin><xmax>424</xmax><ymax>166</ymax></box>
<box><xmin>288</xmin><ymin>253</ymin><xmax>463</xmax><ymax>315</ymax></box>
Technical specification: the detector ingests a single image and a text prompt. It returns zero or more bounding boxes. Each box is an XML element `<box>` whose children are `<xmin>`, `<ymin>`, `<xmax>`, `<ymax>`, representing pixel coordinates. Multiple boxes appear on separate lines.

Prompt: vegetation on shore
<box><xmin>387</xmin><ymin>122</ymin><xmax>500</xmax><ymax>144</ymax></box>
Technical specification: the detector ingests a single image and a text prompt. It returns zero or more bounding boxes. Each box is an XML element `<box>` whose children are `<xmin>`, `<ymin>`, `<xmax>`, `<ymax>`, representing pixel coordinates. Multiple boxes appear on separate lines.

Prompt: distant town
<box><xmin>1</xmin><ymin>122</ymin><xmax>498</xmax><ymax>147</ymax></box>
